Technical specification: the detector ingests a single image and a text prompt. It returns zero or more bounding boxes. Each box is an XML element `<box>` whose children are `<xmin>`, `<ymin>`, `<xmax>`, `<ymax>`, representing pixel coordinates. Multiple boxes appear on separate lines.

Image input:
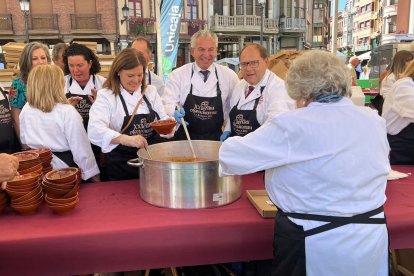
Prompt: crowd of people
<box><xmin>1</xmin><ymin>29</ymin><xmax>413</xmax><ymax>275</ymax></box>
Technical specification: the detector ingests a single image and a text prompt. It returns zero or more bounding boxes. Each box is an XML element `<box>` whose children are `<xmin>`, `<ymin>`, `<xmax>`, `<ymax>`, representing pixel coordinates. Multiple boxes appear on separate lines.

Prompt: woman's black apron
<box><xmin>229</xmin><ymin>86</ymin><xmax>264</xmax><ymax>137</ymax></box>
<box><xmin>0</xmin><ymin>87</ymin><xmax>17</xmax><ymax>153</ymax></box>
<box><xmin>271</xmin><ymin>206</ymin><xmax>387</xmax><ymax>276</ymax></box>
<box><xmin>65</xmin><ymin>75</ymin><xmax>95</xmax><ymax>130</ymax></box>
<box><xmin>387</xmin><ymin>123</ymin><xmax>414</xmax><ymax>165</ymax></box>
<box><xmin>105</xmin><ymin>94</ymin><xmax>163</xmax><ymax>181</ymax></box>
<box><xmin>175</xmin><ymin>67</ymin><xmax>224</xmax><ymax>141</ymax></box>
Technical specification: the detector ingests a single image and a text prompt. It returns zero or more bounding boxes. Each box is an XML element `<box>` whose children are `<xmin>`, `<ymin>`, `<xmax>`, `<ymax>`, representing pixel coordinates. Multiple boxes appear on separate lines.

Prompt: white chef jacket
<box><xmin>88</xmin><ymin>84</ymin><xmax>169</xmax><ymax>153</ymax></box>
<box><xmin>147</xmin><ymin>69</ymin><xmax>165</xmax><ymax>97</ymax></box>
<box><xmin>162</xmin><ymin>62</ymin><xmax>239</xmax><ymax>118</ymax></box>
<box><xmin>220</xmin><ymin>97</ymin><xmax>390</xmax><ymax>276</ymax></box>
<box><xmin>223</xmin><ymin>70</ymin><xmax>295</xmax><ymax>132</ymax></box>
<box><xmin>20</xmin><ymin>103</ymin><xmax>99</xmax><ymax>180</ymax></box>
<box><xmin>64</xmin><ymin>74</ymin><xmax>106</xmax><ymax>96</ymax></box>
<box><xmin>382</xmin><ymin>77</ymin><xmax>414</xmax><ymax>135</ymax></box>
<box><xmin>380</xmin><ymin>73</ymin><xmax>396</xmax><ymax>99</ymax></box>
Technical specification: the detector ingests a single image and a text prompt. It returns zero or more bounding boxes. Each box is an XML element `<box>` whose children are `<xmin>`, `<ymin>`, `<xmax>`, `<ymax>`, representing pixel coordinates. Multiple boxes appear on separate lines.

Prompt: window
<box><xmin>213</xmin><ymin>0</ymin><xmax>223</xmax><ymax>15</ymax></box>
<box><xmin>236</xmin><ymin>0</ymin><xmax>243</xmax><ymax>15</ymax></box>
<box><xmin>128</xmin><ymin>0</ymin><xmax>142</xmax><ymax>18</ymax></box>
<box><xmin>187</xmin><ymin>0</ymin><xmax>198</xmax><ymax>20</ymax></box>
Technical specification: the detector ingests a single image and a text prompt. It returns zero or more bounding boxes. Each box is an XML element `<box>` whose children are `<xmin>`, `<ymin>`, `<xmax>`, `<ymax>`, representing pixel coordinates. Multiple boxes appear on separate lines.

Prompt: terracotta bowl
<box><xmin>11</xmin><ymin>200</ymin><xmax>42</xmax><ymax>215</ymax></box>
<box><xmin>7</xmin><ymin>173</ymin><xmax>40</xmax><ymax>186</ymax></box>
<box><xmin>18</xmin><ymin>160</ymin><xmax>42</xmax><ymax>171</ymax></box>
<box><xmin>149</xmin><ymin>119</ymin><xmax>176</xmax><ymax>135</ymax></box>
<box><xmin>46</xmin><ymin>198</ymin><xmax>79</xmax><ymax>215</ymax></box>
<box><xmin>18</xmin><ymin>163</ymin><xmax>43</xmax><ymax>175</ymax></box>
<box><xmin>45</xmin><ymin>168</ymin><xmax>78</xmax><ymax>184</ymax></box>
<box><xmin>43</xmin><ymin>177</ymin><xmax>77</xmax><ymax>189</ymax></box>
<box><xmin>6</xmin><ymin>180</ymin><xmax>40</xmax><ymax>192</ymax></box>
<box><xmin>13</xmin><ymin>151</ymin><xmax>39</xmax><ymax>163</ymax></box>
<box><xmin>42</xmin><ymin>183</ymin><xmax>72</xmax><ymax>198</ymax></box>
<box><xmin>45</xmin><ymin>192</ymin><xmax>78</xmax><ymax>205</ymax></box>
<box><xmin>11</xmin><ymin>186</ymin><xmax>43</xmax><ymax>205</ymax></box>
<box><xmin>61</xmin><ymin>184</ymin><xmax>79</xmax><ymax>198</ymax></box>
<box><xmin>27</xmin><ymin>148</ymin><xmax>51</xmax><ymax>158</ymax></box>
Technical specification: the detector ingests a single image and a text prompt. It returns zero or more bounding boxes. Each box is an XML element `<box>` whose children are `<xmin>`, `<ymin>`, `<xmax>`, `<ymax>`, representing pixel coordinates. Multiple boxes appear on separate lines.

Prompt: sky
<box><xmin>339</xmin><ymin>0</ymin><xmax>346</xmax><ymax>12</ymax></box>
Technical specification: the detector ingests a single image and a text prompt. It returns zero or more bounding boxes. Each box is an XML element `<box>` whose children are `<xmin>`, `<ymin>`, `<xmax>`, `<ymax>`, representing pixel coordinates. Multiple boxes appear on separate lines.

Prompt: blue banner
<box><xmin>160</xmin><ymin>0</ymin><xmax>183</xmax><ymax>83</ymax></box>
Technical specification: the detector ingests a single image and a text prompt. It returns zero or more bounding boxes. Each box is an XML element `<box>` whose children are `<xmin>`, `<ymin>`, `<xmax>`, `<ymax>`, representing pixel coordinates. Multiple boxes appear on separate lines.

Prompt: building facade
<box><xmin>0</xmin><ymin>0</ymin><xmax>117</xmax><ymax>53</ymax></box>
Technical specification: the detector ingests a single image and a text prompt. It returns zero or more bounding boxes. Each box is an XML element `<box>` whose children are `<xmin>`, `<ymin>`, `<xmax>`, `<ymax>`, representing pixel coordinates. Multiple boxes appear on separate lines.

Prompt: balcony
<box><xmin>388</xmin><ymin>23</ymin><xmax>397</xmax><ymax>34</ymax></box>
<box><xmin>355</xmin><ymin>43</ymin><xmax>370</xmax><ymax>52</ymax></box>
<box><xmin>383</xmin><ymin>4</ymin><xmax>397</xmax><ymax>18</ymax></box>
<box><xmin>28</xmin><ymin>14</ymin><xmax>59</xmax><ymax>35</ymax></box>
<box><xmin>70</xmin><ymin>14</ymin><xmax>102</xmax><ymax>34</ymax></box>
<box><xmin>279</xmin><ymin>17</ymin><xmax>307</xmax><ymax>33</ymax></box>
<box><xmin>128</xmin><ymin>18</ymin><xmax>194</xmax><ymax>37</ymax></box>
<box><xmin>0</xmin><ymin>14</ymin><xmax>13</xmax><ymax>35</ymax></box>
<box><xmin>210</xmin><ymin>14</ymin><xmax>279</xmax><ymax>35</ymax></box>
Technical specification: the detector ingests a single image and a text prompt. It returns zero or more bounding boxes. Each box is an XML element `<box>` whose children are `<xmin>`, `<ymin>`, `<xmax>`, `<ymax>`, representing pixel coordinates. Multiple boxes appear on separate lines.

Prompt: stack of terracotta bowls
<box><xmin>13</xmin><ymin>151</ymin><xmax>42</xmax><ymax>176</ymax></box>
<box><xmin>27</xmin><ymin>148</ymin><xmax>53</xmax><ymax>174</ymax></box>
<box><xmin>43</xmin><ymin>168</ymin><xmax>80</xmax><ymax>214</ymax></box>
<box><xmin>5</xmin><ymin>173</ymin><xmax>43</xmax><ymax>215</ymax></box>
<box><xmin>0</xmin><ymin>190</ymin><xmax>8</xmax><ymax>214</ymax></box>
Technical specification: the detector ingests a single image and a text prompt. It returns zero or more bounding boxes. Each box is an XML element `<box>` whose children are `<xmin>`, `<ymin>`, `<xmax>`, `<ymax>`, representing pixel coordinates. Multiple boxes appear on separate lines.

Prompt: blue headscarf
<box><xmin>314</xmin><ymin>91</ymin><xmax>343</xmax><ymax>103</ymax></box>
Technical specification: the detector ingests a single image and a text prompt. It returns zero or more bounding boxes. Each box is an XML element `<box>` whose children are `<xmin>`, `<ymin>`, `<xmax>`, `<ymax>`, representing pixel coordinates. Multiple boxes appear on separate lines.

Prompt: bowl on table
<box><xmin>46</xmin><ymin>197</ymin><xmax>79</xmax><ymax>215</ymax></box>
<box><xmin>149</xmin><ymin>119</ymin><xmax>176</xmax><ymax>135</ymax></box>
<box><xmin>45</xmin><ymin>168</ymin><xmax>78</xmax><ymax>184</ymax></box>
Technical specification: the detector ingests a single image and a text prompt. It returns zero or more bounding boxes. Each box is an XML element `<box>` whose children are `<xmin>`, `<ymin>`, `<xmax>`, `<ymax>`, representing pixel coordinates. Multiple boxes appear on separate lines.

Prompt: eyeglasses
<box><xmin>240</xmin><ymin>60</ymin><xmax>260</xmax><ymax>69</ymax></box>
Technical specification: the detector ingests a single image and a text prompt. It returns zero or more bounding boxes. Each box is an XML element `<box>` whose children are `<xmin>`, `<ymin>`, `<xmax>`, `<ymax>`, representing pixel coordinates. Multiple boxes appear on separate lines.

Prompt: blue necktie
<box><xmin>200</xmin><ymin>70</ymin><xmax>209</xmax><ymax>82</ymax></box>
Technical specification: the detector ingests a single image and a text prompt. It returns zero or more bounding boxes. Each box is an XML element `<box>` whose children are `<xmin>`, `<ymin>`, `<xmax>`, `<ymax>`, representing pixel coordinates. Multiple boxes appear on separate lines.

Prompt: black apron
<box><xmin>387</xmin><ymin>123</ymin><xmax>414</xmax><ymax>165</ymax></box>
<box><xmin>229</xmin><ymin>86</ymin><xmax>264</xmax><ymax>137</ymax></box>
<box><xmin>52</xmin><ymin>151</ymin><xmax>77</xmax><ymax>168</ymax></box>
<box><xmin>175</xmin><ymin>67</ymin><xmax>224</xmax><ymax>141</ymax></box>
<box><xmin>65</xmin><ymin>75</ymin><xmax>95</xmax><ymax>130</ymax></box>
<box><xmin>105</xmin><ymin>94</ymin><xmax>163</xmax><ymax>181</ymax></box>
<box><xmin>0</xmin><ymin>87</ymin><xmax>16</xmax><ymax>153</ymax></box>
<box><xmin>272</xmin><ymin>206</ymin><xmax>387</xmax><ymax>276</ymax></box>
<box><xmin>148</xmin><ymin>70</ymin><xmax>152</xmax><ymax>85</ymax></box>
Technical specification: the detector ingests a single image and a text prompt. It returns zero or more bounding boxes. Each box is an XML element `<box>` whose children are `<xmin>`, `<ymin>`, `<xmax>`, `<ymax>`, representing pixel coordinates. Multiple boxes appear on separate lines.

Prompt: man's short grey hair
<box><xmin>285</xmin><ymin>50</ymin><xmax>352</xmax><ymax>101</ymax></box>
<box><xmin>52</xmin><ymin>43</ymin><xmax>68</xmax><ymax>61</ymax></box>
<box><xmin>190</xmin><ymin>29</ymin><xmax>218</xmax><ymax>48</ymax></box>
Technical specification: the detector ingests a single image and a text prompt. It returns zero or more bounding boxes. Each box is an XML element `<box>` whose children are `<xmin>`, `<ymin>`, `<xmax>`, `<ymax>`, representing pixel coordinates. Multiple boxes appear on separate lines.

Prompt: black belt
<box><xmin>52</xmin><ymin>150</ymin><xmax>78</xmax><ymax>168</ymax></box>
<box><xmin>279</xmin><ymin>205</ymin><xmax>385</xmax><ymax>237</ymax></box>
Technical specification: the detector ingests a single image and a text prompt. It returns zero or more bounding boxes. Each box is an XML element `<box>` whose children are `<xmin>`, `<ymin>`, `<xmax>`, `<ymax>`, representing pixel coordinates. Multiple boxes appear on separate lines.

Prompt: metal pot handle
<box><xmin>127</xmin><ymin>158</ymin><xmax>144</xmax><ymax>167</ymax></box>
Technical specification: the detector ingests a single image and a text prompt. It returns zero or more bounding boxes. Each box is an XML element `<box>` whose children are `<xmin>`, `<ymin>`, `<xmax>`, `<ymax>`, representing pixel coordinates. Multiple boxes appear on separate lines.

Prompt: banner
<box><xmin>160</xmin><ymin>0</ymin><xmax>183</xmax><ymax>84</ymax></box>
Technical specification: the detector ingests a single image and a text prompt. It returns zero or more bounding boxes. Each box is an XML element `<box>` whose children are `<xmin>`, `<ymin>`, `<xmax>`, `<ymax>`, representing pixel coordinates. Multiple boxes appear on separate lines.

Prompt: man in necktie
<box><xmin>162</xmin><ymin>29</ymin><xmax>239</xmax><ymax>141</ymax></box>
<box><xmin>220</xmin><ymin>43</ymin><xmax>295</xmax><ymax>141</ymax></box>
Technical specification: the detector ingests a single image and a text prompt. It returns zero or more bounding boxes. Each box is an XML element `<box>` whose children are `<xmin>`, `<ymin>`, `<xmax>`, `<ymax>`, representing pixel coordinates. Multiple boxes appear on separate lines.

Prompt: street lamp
<box><xmin>258</xmin><ymin>0</ymin><xmax>266</xmax><ymax>46</ymax></box>
<box><xmin>121</xmin><ymin>0</ymin><xmax>130</xmax><ymax>40</ymax></box>
<box><xmin>19</xmin><ymin>0</ymin><xmax>30</xmax><ymax>43</ymax></box>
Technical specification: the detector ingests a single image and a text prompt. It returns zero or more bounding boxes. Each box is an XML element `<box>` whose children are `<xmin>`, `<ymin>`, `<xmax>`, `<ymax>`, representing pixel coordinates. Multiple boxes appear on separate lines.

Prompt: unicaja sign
<box><xmin>165</xmin><ymin>6</ymin><xmax>180</xmax><ymax>53</ymax></box>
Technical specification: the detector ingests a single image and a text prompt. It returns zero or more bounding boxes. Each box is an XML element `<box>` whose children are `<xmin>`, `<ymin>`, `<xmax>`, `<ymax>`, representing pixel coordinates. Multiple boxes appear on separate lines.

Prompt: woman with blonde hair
<box><xmin>20</xmin><ymin>64</ymin><xmax>100</xmax><ymax>182</ymax></box>
<box><xmin>381</xmin><ymin>50</ymin><xmax>413</xmax><ymax>99</ymax></box>
<box><xmin>220</xmin><ymin>50</ymin><xmax>389</xmax><ymax>275</ymax></box>
<box><xmin>382</xmin><ymin>59</ymin><xmax>414</xmax><ymax>164</ymax></box>
<box><xmin>88</xmin><ymin>48</ymin><xmax>174</xmax><ymax>181</ymax></box>
<box><xmin>9</xmin><ymin>42</ymin><xmax>51</xmax><ymax>149</ymax></box>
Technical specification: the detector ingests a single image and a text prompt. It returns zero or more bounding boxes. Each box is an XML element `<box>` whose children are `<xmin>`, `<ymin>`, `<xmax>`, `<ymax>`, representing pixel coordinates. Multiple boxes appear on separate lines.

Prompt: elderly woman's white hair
<box><xmin>285</xmin><ymin>50</ymin><xmax>352</xmax><ymax>101</ymax></box>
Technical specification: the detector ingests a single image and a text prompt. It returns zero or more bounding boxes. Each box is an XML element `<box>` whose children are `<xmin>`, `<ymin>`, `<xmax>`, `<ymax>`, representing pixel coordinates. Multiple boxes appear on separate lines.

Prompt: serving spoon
<box><xmin>176</xmin><ymin>105</ymin><xmax>197</xmax><ymax>159</ymax></box>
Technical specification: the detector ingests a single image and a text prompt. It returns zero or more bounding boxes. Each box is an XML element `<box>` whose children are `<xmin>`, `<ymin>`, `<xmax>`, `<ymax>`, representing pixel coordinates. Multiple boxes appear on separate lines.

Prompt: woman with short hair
<box><xmin>220</xmin><ymin>50</ymin><xmax>389</xmax><ymax>276</ymax></box>
<box><xmin>20</xmin><ymin>64</ymin><xmax>100</xmax><ymax>182</ymax></box>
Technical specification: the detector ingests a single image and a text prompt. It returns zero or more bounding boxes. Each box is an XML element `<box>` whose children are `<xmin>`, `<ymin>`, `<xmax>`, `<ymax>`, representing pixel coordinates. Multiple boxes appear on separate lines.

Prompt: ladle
<box><xmin>144</xmin><ymin>146</ymin><xmax>153</xmax><ymax>160</ymax></box>
<box><xmin>176</xmin><ymin>105</ymin><xmax>197</xmax><ymax>159</ymax></box>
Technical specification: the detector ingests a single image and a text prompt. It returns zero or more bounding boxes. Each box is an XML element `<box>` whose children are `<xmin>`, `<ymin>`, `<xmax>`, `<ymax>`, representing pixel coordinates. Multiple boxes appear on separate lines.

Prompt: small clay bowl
<box><xmin>45</xmin><ymin>192</ymin><xmax>78</xmax><ymax>205</ymax></box>
<box><xmin>43</xmin><ymin>177</ymin><xmax>77</xmax><ymax>189</ymax></box>
<box><xmin>13</xmin><ymin>151</ymin><xmax>39</xmax><ymax>163</ymax></box>
<box><xmin>45</xmin><ymin>168</ymin><xmax>78</xmax><ymax>184</ymax></box>
<box><xmin>42</xmin><ymin>184</ymin><xmax>72</xmax><ymax>198</ymax></box>
<box><xmin>46</xmin><ymin>198</ymin><xmax>79</xmax><ymax>215</ymax></box>
<box><xmin>11</xmin><ymin>186</ymin><xmax>43</xmax><ymax>205</ymax></box>
<box><xmin>18</xmin><ymin>163</ymin><xmax>43</xmax><ymax>175</ymax></box>
<box><xmin>7</xmin><ymin>173</ymin><xmax>40</xmax><ymax>186</ymax></box>
<box><xmin>11</xmin><ymin>200</ymin><xmax>42</xmax><ymax>215</ymax></box>
<box><xmin>149</xmin><ymin>119</ymin><xmax>176</xmax><ymax>135</ymax></box>
<box><xmin>27</xmin><ymin>148</ymin><xmax>51</xmax><ymax>158</ymax></box>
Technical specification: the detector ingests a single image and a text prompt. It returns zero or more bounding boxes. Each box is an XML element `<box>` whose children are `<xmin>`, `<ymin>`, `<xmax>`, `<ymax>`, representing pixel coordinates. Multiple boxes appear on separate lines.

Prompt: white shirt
<box><xmin>20</xmin><ymin>103</ymin><xmax>99</xmax><ymax>180</ymax></box>
<box><xmin>223</xmin><ymin>70</ymin><xmax>295</xmax><ymax>132</ymax></box>
<box><xmin>64</xmin><ymin>74</ymin><xmax>106</xmax><ymax>96</ymax></box>
<box><xmin>219</xmin><ymin>98</ymin><xmax>389</xmax><ymax>275</ymax></box>
<box><xmin>162</xmin><ymin>62</ymin><xmax>239</xmax><ymax>118</ymax></box>
<box><xmin>147</xmin><ymin>70</ymin><xmax>165</xmax><ymax>97</ymax></box>
<box><xmin>88</xmin><ymin>85</ymin><xmax>169</xmax><ymax>153</ymax></box>
<box><xmin>382</xmin><ymin>77</ymin><xmax>414</xmax><ymax>135</ymax></box>
<box><xmin>380</xmin><ymin>73</ymin><xmax>396</xmax><ymax>99</ymax></box>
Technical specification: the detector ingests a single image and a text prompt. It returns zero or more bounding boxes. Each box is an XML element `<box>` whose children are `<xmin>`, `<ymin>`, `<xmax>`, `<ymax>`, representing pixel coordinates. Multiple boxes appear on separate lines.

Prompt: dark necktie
<box><xmin>200</xmin><ymin>70</ymin><xmax>209</xmax><ymax>82</ymax></box>
<box><xmin>245</xmin><ymin>86</ymin><xmax>255</xmax><ymax>98</ymax></box>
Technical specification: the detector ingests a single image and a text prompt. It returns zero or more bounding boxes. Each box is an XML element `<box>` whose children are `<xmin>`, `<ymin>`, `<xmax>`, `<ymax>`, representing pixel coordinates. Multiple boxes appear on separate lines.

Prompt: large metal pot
<box><xmin>128</xmin><ymin>140</ymin><xmax>242</xmax><ymax>209</ymax></box>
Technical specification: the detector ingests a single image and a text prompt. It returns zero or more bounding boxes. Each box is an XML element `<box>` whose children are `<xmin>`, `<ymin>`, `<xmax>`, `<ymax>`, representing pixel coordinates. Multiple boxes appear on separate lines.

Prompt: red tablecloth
<box><xmin>0</xmin><ymin>168</ymin><xmax>413</xmax><ymax>275</ymax></box>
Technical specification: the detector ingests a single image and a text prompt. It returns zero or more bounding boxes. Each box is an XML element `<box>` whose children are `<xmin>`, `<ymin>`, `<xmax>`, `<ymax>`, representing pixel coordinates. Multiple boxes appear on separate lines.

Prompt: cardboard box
<box><xmin>246</xmin><ymin>190</ymin><xmax>277</xmax><ymax>218</ymax></box>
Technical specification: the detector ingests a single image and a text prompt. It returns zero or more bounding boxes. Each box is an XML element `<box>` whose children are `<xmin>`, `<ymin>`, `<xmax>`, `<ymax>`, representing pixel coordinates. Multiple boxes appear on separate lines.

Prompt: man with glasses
<box><xmin>162</xmin><ymin>29</ymin><xmax>239</xmax><ymax>141</ymax></box>
<box><xmin>220</xmin><ymin>43</ymin><xmax>294</xmax><ymax>141</ymax></box>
